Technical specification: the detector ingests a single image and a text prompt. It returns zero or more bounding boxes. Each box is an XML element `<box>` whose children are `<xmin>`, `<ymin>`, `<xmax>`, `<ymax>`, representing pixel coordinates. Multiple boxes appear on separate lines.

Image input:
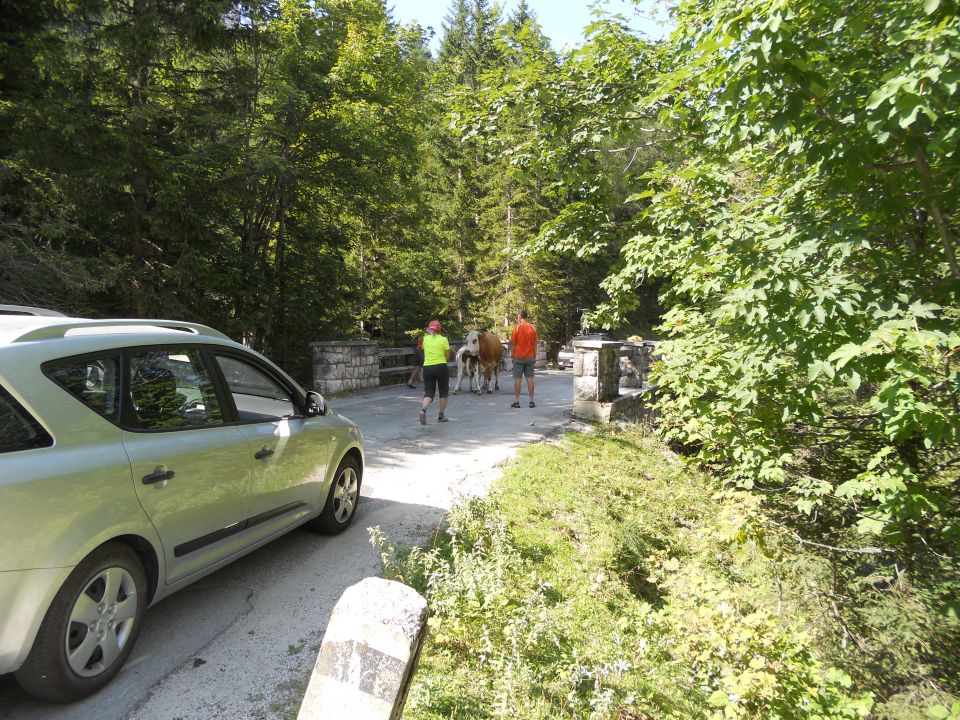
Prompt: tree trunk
<box><xmin>915</xmin><ymin>148</ymin><xmax>960</xmax><ymax>279</ymax></box>
<box><xmin>129</xmin><ymin>0</ymin><xmax>153</xmax><ymax>315</ymax></box>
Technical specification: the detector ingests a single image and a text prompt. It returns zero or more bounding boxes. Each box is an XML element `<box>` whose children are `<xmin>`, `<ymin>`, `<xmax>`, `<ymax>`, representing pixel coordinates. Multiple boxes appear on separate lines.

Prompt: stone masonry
<box><xmin>311</xmin><ymin>340</ymin><xmax>379</xmax><ymax>395</ymax></box>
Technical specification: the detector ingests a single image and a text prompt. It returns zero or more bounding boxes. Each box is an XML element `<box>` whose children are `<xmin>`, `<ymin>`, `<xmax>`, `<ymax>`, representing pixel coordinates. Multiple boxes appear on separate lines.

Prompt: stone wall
<box><xmin>312</xmin><ymin>337</ymin><xmax>529</xmax><ymax>393</ymax></box>
<box><xmin>619</xmin><ymin>340</ymin><xmax>658</xmax><ymax>388</ymax></box>
<box><xmin>311</xmin><ymin>340</ymin><xmax>379</xmax><ymax>395</ymax></box>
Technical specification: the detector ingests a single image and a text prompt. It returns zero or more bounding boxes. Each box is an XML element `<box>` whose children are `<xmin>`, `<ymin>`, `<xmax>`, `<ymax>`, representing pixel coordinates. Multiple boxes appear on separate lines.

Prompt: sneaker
<box><xmin>437</xmin><ymin>414</ymin><xmax>449</xmax><ymax>423</ymax></box>
<box><xmin>407</xmin><ymin>383</ymin><xmax>415</xmax><ymax>389</ymax></box>
<box><xmin>529</xmin><ymin>401</ymin><xmax>536</xmax><ymax>408</ymax></box>
<box><xmin>419</xmin><ymin>409</ymin><xmax>426</xmax><ymax>425</ymax></box>
<box><xmin>510</xmin><ymin>401</ymin><xmax>520</xmax><ymax>408</ymax></box>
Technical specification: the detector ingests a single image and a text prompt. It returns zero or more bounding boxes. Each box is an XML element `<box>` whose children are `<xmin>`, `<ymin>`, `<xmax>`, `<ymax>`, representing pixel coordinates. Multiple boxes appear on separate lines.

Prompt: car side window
<box><xmin>215</xmin><ymin>354</ymin><xmax>296</xmax><ymax>422</ymax></box>
<box><xmin>128</xmin><ymin>348</ymin><xmax>222</xmax><ymax>430</ymax></box>
<box><xmin>44</xmin><ymin>354</ymin><xmax>120</xmax><ymax>422</ymax></box>
<box><xmin>0</xmin><ymin>385</ymin><xmax>53</xmax><ymax>453</ymax></box>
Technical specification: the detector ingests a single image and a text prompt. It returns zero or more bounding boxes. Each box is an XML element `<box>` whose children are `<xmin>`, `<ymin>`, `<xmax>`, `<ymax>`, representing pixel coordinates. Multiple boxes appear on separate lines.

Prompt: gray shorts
<box><xmin>512</xmin><ymin>357</ymin><xmax>535</xmax><ymax>379</ymax></box>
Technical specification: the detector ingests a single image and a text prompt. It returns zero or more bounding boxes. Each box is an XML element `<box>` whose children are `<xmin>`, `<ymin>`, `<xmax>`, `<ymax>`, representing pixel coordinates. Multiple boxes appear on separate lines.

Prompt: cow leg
<box><xmin>454</xmin><ymin>362</ymin><xmax>463</xmax><ymax>393</ymax></box>
<box><xmin>473</xmin><ymin>364</ymin><xmax>482</xmax><ymax>394</ymax></box>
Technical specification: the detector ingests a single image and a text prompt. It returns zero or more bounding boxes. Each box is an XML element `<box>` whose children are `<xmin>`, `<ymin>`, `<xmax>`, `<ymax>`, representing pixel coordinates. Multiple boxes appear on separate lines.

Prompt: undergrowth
<box><xmin>371</xmin><ymin>425</ymin><xmax>960</xmax><ymax>720</ymax></box>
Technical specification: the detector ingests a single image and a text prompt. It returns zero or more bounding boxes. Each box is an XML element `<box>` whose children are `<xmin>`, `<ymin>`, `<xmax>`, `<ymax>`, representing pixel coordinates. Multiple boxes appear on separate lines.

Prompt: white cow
<box><xmin>454</xmin><ymin>330</ymin><xmax>482</xmax><ymax>394</ymax></box>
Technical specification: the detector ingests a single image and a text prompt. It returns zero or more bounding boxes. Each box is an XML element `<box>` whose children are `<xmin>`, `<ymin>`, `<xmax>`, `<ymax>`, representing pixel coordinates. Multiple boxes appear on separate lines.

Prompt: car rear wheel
<box><xmin>309</xmin><ymin>455</ymin><xmax>361</xmax><ymax>535</ymax></box>
<box><xmin>15</xmin><ymin>543</ymin><xmax>147</xmax><ymax>702</ymax></box>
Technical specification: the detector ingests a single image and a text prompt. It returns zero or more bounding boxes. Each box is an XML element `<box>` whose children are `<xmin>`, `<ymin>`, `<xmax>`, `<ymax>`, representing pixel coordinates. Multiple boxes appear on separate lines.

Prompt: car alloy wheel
<box><xmin>15</xmin><ymin>543</ymin><xmax>146</xmax><ymax>702</ymax></box>
<box><xmin>309</xmin><ymin>455</ymin><xmax>361</xmax><ymax>535</ymax></box>
<box><xmin>66</xmin><ymin>566</ymin><xmax>139</xmax><ymax>677</ymax></box>
<box><xmin>331</xmin><ymin>464</ymin><xmax>359</xmax><ymax>524</ymax></box>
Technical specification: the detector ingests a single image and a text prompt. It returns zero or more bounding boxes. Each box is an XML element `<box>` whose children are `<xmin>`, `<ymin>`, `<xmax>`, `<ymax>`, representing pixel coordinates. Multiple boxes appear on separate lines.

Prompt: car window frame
<box><xmin>121</xmin><ymin>344</ymin><xmax>233</xmax><ymax>433</ymax></box>
<box><xmin>206</xmin><ymin>347</ymin><xmax>306</xmax><ymax>425</ymax></box>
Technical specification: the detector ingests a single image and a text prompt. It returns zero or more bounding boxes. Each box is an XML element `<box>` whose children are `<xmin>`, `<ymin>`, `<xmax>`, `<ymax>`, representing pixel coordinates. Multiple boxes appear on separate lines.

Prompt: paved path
<box><xmin>0</xmin><ymin>371</ymin><xmax>576</xmax><ymax>720</ymax></box>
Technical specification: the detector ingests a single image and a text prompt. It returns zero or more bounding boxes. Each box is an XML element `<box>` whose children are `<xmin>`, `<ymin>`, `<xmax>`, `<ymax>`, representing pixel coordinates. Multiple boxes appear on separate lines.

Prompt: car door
<box><xmin>210</xmin><ymin>350</ymin><xmax>332</xmax><ymax>539</ymax></box>
<box><xmin>121</xmin><ymin>346</ymin><xmax>253</xmax><ymax>584</ymax></box>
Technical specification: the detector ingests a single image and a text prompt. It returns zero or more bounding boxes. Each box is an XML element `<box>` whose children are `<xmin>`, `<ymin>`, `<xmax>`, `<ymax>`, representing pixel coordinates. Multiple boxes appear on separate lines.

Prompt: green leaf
<box><xmin>708</xmin><ymin>690</ymin><xmax>729</xmax><ymax>708</ymax></box>
<box><xmin>923</xmin><ymin>0</ymin><xmax>941</xmax><ymax>14</ymax></box>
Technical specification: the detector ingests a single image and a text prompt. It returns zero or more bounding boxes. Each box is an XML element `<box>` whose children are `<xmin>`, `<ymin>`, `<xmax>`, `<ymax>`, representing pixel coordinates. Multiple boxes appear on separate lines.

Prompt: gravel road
<box><xmin>0</xmin><ymin>370</ymin><xmax>577</xmax><ymax>720</ymax></box>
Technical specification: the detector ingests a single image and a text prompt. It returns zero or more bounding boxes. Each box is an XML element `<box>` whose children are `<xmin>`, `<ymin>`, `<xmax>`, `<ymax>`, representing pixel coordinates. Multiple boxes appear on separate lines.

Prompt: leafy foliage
<box><xmin>459</xmin><ymin>0</ymin><xmax>960</xmax><ymax>542</ymax></box>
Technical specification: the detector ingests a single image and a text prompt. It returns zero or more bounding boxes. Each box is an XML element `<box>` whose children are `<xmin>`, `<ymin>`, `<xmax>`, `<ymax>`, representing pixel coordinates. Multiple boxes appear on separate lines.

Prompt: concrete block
<box><xmin>298</xmin><ymin>578</ymin><xmax>428</xmax><ymax>720</ymax></box>
<box><xmin>574</xmin><ymin>376</ymin><xmax>598</xmax><ymax>401</ymax></box>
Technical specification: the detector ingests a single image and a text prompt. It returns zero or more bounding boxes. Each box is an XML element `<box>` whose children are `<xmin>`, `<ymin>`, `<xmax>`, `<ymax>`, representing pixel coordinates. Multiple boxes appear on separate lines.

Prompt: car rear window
<box><xmin>44</xmin><ymin>354</ymin><xmax>121</xmax><ymax>423</ymax></box>
<box><xmin>0</xmin><ymin>385</ymin><xmax>53</xmax><ymax>453</ymax></box>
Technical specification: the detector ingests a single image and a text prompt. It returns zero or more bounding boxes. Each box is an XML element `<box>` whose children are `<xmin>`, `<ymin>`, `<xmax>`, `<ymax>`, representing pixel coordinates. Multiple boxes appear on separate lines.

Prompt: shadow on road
<box><xmin>0</xmin><ymin>497</ymin><xmax>444</xmax><ymax>720</ymax></box>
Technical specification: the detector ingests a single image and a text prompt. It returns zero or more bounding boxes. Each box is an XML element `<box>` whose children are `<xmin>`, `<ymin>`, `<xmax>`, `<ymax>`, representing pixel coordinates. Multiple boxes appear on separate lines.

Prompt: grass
<box><xmin>373</xmin><ymin>424</ymin><xmax>960</xmax><ymax>720</ymax></box>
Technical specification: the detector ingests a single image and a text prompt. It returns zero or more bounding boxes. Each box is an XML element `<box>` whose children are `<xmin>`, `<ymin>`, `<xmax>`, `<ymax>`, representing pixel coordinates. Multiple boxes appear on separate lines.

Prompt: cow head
<box><xmin>463</xmin><ymin>330</ymin><xmax>480</xmax><ymax>356</ymax></box>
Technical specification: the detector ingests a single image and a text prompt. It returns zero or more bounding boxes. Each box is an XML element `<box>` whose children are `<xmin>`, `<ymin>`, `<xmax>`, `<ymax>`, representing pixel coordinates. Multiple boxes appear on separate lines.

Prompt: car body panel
<box><xmin>236</xmin><ymin>417</ymin><xmax>332</xmax><ymax>520</ymax></box>
<box><xmin>0</xmin><ymin>439</ymin><xmax>139</xmax><ymax>571</ymax></box>
<box><xmin>124</xmin><ymin>425</ymin><xmax>255</xmax><ymax>584</ymax></box>
<box><xmin>0</xmin><ymin>567</ymin><xmax>72</xmax><ymax>673</ymax></box>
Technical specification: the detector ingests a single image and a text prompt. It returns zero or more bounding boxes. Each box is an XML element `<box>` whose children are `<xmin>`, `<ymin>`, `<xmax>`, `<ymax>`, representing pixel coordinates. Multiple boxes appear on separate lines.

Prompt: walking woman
<box><xmin>406</xmin><ymin>337</ymin><xmax>424</xmax><ymax>388</ymax></box>
<box><xmin>419</xmin><ymin>320</ymin><xmax>451</xmax><ymax>424</ymax></box>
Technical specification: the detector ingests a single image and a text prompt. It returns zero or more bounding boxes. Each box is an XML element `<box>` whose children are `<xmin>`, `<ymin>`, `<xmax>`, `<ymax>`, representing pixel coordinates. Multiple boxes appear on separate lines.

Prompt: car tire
<box><xmin>15</xmin><ymin>543</ymin><xmax>147</xmax><ymax>703</ymax></box>
<box><xmin>309</xmin><ymin>455</ymin><xmax>361</xmax><ymax>535</ymax></box>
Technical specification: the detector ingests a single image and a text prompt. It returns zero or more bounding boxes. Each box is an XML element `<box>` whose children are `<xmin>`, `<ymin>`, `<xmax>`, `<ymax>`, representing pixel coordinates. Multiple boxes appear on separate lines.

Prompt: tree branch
<box><xmin>766</xmin><ymin>520</ymin><xmax>893</xmax><ymax>555</ymax></box>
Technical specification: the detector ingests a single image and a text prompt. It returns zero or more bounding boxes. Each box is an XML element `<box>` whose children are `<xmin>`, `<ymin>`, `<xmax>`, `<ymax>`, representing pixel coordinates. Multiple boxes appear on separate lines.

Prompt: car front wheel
<box><xmin>309</xmin><ymin>455</ymin><xmax>361</xmax><ymax>535</ymax></box>
<box><xmin>15</xmin><ymin>543</ymin><xmax>147</xmax><ymax>702</ymax></box>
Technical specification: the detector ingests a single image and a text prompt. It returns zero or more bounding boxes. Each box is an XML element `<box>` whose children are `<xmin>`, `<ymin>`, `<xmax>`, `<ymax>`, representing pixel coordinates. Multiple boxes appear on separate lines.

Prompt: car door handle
<box><xmin>255</xmin><ymin>447</ymin><xmax>274</xmax><ymax>460</ymax></box>
<box><xmin>142</xmin><ymin>467</ymin><xmax>175</xmax><ymax>485</ymax></box>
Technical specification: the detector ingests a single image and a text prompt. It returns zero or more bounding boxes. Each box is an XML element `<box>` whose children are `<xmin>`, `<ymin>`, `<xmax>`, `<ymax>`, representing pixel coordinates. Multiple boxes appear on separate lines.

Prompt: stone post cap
<box><xmin>322</xmin><ymin>578</ymin><xmax>428</xmax><ymax>651</ymax></box>
<box><xmin>310</xmin><ymin>339</ymin><xmax>379</xmax><ymax>348</ymax></box>
<box><xmin>573</xmin><ymin>339</ymin><xmax>622</xmax><ymax>349</ymax></box>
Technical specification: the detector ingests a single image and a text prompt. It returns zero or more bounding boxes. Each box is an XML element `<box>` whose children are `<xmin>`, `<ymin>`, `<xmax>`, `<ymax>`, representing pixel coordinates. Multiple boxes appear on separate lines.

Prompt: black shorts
<box><xmin>414</xmin><ymin>348</ymin><xmax>424</xmax><ymax>367</ymax></box>
<box><xmin>422</xmin><ymin>363</ymin><xmax>449</xmax><ymax>399</ymax></box>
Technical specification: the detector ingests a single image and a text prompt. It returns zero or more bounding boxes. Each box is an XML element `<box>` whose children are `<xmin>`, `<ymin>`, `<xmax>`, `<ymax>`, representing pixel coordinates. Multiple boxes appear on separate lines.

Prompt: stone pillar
<box><xmin>501</xmin><ymin>341</ymin><xmax>513</xmax><ymax>373</ymax></box>
<box><xmin>535</xmin><ymin>340</ymin><xmax>547</xmax><ymax>369</ymax></box>
<box><xmin>619</xmin><ymin>342</ymin><xmax>643</xmax><ymax>388</ymax></box>
<box><xmin>298</xmin><ymin>578</ymin><xmax>428</xmax><ymax>720</ymax></box>
<box><xmin>310</xmin><ymin>340</ymin><xmax>379</xmax><ymax>395</ymax></box>
<box><xmin>574</xmin><ymin>340</ymin><xmax>622</xmax><ymax>406</ymax></box>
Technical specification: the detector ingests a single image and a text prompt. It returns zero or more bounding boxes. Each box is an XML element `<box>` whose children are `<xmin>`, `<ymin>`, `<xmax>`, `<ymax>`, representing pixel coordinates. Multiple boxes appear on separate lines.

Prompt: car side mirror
<box><xmin>305</xmin><ymin>391</ymin><xmax>327</xmax><ymax>417</ymax></box>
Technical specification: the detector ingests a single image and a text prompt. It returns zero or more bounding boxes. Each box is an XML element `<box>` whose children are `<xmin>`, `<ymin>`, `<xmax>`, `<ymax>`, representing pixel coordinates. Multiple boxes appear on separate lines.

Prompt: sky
<box><xmin>387</xmin><ymin>0</ymin><xmax>671</xmax><ymax>53</ymax></box>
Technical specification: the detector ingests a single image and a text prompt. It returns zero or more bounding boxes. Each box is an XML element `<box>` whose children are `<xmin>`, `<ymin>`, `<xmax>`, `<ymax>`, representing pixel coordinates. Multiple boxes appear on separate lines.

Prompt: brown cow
<box><xmin>478</xmin><ymin>331</ymin><xmax>503</xmax><ymax>394</ymax></box>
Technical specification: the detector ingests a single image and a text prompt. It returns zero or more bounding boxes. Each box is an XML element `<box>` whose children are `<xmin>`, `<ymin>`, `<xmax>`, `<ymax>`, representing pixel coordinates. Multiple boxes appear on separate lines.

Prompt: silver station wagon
<box><xmin>0</xmin><ymin>307</ymin><xmax>364</xmax><ymax>702</ymax></box>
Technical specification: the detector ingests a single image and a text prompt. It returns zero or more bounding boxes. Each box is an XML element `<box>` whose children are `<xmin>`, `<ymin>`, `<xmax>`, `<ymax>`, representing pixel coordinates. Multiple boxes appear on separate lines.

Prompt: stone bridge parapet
<box><xmin>310</xmin><ymin>338</ymin><xmax>547</xmax><ymax>395</ymax></box>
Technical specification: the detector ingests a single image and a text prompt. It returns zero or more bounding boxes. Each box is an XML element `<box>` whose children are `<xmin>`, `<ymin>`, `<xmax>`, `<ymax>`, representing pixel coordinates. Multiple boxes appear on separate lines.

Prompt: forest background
<box><xmin>1</xmin><ymin>0</ymin><xmax>959</xmax><ymax>716</ymax></box>
<box><xmin>0</xmin><ymin>0</ymin><xmax>650</xmax><ymax>382</ymax></box>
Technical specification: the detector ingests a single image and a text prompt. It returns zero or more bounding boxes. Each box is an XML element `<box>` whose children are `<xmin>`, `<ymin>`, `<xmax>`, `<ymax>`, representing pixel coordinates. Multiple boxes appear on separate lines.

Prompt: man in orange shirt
<box><xmin>510</xmin><ymin>309</ymin><xmax>539</xmax><ymax>408</ymax></box>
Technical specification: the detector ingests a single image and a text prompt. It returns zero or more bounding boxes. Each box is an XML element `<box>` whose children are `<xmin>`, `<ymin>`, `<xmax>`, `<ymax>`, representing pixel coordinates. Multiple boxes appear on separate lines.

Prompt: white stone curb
<box><xmin>298</xmin><ymin>578</ymin><xmax>428</xmax><ymax>720</ymax></box>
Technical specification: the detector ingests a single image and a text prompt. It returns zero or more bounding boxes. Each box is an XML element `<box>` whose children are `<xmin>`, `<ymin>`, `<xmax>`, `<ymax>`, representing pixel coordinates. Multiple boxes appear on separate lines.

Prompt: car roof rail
<box><xmin>9</xmin><ymin>319</ymin><xmax>231</xmax><ymax>343</ymax></box>
<box><xmin>0</xmin><ymin>304</ymin><xmax>68</xmax><ymax>317</ymax></box>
